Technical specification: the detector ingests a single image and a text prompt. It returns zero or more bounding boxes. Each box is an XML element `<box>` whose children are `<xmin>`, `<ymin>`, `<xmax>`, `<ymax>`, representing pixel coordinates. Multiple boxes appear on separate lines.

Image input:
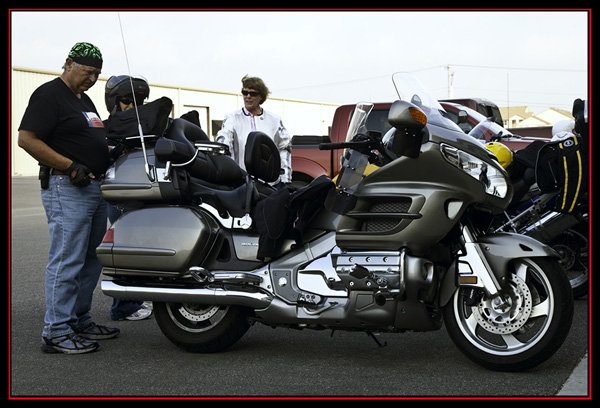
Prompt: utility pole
<box><xmin>506</xmin><ymin>73</ymin><xmax>510</xmax><ymax>127</ymax></box>
<box><xmin>446</xmin><ymin>65</ymin><xmax>454</xmax><ymax>98</ymax></box>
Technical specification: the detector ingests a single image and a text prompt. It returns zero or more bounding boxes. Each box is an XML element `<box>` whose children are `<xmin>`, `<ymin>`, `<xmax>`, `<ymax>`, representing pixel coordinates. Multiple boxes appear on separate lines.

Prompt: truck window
<box><xmin>366</xmin><ymin>109</ymin><xmax>392</xmax><ymax>137</ymax></box>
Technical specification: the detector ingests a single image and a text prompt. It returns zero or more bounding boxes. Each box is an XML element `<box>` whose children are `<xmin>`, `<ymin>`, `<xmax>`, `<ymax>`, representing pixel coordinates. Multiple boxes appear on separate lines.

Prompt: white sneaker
<box><xmin>141</xmin><ymin>301</ymin><xmax>153</xmax><ymax>310</ymax></box>
<box><xmin>122</xmin><ymin>308</ymin><xmax>152</xmax><ymax>321</ymax></box>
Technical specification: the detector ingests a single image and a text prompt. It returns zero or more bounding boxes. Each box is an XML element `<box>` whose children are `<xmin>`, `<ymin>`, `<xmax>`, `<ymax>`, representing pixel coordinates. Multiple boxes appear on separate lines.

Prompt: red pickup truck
<box><xmin>290</xmin><ymin>100</ymin><xmax>542</xmax><ymax>187</ymax></box>
<box><xmin>291</xmin><ymin>103</ymin><xmax>392</xmax><ymax>187</ymax></box>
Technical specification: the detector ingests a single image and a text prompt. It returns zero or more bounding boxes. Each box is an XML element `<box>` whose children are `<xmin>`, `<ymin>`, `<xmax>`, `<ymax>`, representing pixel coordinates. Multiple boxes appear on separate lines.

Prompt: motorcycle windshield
<box><xmin>468</xmin><ymin>119</ymin><xmax>515</xmax><ymax>142</ymax></box>
<box><xmin>337</xmin><ymin>102</ymin><xmax>374</xmax><ymax>193</ymax></box>
<box><xmin>345</xmin><ymin>102</ymin><xmax>374</xmax><ymax>142</ymax></box>
<box><xmin>392</xmin><ymin>72</ymin><xmax>463</xmax><ymax>132</ymax></box>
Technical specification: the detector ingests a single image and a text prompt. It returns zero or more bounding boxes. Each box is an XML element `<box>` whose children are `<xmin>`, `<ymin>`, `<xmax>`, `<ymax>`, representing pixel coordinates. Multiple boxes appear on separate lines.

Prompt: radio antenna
<box><xmin>117</xmin><ymin>12</ymin><xmax>155</xmax><ymax>181</ymax></box>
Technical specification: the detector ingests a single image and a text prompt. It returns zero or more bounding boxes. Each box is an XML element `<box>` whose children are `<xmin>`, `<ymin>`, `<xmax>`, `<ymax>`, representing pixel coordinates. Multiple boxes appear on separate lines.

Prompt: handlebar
<box><xmin>318</xmin><ymin>140</ymin><xmax>372</xmax><ymax>150</ymax></box>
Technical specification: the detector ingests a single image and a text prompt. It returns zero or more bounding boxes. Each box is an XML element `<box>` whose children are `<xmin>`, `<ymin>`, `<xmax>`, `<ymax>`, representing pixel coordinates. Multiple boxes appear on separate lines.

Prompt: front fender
<box><xmin>478</xmin><ymin>232</ymin><xmax>559</xmax><ymax>274</ymax></box>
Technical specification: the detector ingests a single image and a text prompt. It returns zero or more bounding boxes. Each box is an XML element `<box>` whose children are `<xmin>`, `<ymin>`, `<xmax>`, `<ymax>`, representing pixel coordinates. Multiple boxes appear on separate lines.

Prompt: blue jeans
<box><xmin>106</xmin><ymin>204</ymin><xmax>144</xmax><ymax>320</ymax></box>
<box><xmin>41</xmin><ymin>176</ymin><xmax>107</xmax><ymax>338</ymax></box>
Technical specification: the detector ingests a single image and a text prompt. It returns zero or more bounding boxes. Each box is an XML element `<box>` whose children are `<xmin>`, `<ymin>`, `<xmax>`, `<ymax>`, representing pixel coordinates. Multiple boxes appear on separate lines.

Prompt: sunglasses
<box><xmin>119</xmin><ymin>97</ymin><xmax>143</xmax><ymax>105</ymax></box>
<box><xmin>241</xmin><ymin>90</ymin><xmax>260</xmax><ymax>97</ymax></box>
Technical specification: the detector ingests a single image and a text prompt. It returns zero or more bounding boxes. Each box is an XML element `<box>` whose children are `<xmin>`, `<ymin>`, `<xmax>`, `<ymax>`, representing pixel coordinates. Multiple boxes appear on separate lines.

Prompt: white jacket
<box><xmin>216</xmin><ymin>107</ymin><xmax>292</xmax><ymax>183</ymax></box>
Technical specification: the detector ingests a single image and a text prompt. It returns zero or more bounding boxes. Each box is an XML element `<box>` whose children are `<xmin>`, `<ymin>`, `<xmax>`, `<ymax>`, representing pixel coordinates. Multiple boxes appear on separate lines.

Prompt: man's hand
<box><xmin>66</xmin><ymin>162</ymin><xmax>93</xmax><ymax>187</ymax></box>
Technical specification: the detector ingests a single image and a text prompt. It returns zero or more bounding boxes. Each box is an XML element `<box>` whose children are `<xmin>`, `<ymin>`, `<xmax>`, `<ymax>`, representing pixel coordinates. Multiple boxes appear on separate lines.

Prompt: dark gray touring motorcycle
<box><xmin>98</xmin><ymin>73</ymin><xmax>573</xmax><ymax>372</ymax></box>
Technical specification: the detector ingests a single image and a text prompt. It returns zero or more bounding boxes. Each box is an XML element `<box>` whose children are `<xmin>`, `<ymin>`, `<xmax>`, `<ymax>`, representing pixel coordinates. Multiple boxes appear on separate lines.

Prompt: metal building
<box><xmin>10</xmin><ymin>67</ymin><xmax>338</xmax><ymax>176</ymax></box>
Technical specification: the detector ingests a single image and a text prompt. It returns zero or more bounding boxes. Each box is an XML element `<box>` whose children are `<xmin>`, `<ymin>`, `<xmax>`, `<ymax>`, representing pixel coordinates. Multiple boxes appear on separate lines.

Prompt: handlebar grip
<box><xmin>319</xmin><ymin>141</ymin><xmax>369</xmax><ymax>150</ymax></box>
<box><xmin>319</xmin><ymin>142</ymin><xmax>345</xmax><ymax>150</ymax></box>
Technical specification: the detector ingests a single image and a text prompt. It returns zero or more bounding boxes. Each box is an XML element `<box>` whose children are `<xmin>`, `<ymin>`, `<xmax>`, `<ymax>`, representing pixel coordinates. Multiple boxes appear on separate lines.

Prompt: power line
<box><xmin>446</xmin><ymin>63</ymin><xmax>585</xmax><ymax>73</ymax></box>
<box><xmin>274</xmin><ymin>64</ymin><xmax>585</xmax><ymax>94</ymax></box>
<box><xmin>273</xmin><ymin>73</ymin><xmax>391</xmax><ymax>93</ymax></box>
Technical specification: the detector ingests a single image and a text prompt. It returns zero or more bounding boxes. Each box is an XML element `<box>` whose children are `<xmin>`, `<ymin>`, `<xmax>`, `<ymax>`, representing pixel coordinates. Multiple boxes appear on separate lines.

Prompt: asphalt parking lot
<box><xmin>9</xmin><ymin>176</ymin><xmax>590</xmax><ymax>399</ymax></box>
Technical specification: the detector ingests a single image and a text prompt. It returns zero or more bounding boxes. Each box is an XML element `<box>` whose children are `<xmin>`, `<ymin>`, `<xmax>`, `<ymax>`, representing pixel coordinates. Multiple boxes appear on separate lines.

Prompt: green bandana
<box><xmin>68</xmin><ymin>42</ymin><xmax>103</xmax><ymax>69</ymax></box>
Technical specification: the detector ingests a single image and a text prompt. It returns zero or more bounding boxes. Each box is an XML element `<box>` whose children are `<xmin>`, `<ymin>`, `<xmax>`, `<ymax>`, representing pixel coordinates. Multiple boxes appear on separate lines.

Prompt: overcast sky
<box><xmin>9</xmin><ymin>9</ymin><xmax>590</xmax><ymax>113</ymax></box>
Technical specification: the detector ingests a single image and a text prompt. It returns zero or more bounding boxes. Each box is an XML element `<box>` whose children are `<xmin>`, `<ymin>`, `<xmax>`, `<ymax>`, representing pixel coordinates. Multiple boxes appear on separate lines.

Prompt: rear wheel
<box><xmin>154</xmin><ymin>302</ymin><xmax>251</xmax><ymax>353</ymax></box>
<box><xmin>444</xmin><ymin>257</ymin><xmax>573</xmax><ymax>371</ymax></box>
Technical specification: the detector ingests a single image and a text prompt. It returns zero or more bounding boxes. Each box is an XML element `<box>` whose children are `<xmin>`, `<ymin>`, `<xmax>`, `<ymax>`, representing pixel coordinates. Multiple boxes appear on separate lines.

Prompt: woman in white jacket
<box><xmin>216</xmin><ymin>75</ymin><xmax>291</xmax><ymax>185</ymax></box>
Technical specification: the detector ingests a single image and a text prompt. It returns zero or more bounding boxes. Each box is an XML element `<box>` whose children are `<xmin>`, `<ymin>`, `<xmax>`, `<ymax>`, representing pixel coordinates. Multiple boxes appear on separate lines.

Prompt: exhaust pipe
<box><xmin>101</xmin><ymin>280</ymin><xmax>272</xmax><ymax>309</ymax></box>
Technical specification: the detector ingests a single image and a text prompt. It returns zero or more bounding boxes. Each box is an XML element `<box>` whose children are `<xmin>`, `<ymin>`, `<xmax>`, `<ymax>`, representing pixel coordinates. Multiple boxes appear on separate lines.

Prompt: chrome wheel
<box><xmin>456</xmin><ymin>263</ymin><xmax>550</xmax><ymax>355</ymax></box>
<box><xmin>167</xmin><ymin>303</ymin><xmax>228</xmax><ymax>333</ymax></box>
<box><xmin>444</xmin><ymin>257</ymin><xmax>573</xmax><ymax>371</ymax></box>
<box><xmin>154</xmin><ymin>302</ymin><xmax>251</xmax><ymax>352</ymax></box>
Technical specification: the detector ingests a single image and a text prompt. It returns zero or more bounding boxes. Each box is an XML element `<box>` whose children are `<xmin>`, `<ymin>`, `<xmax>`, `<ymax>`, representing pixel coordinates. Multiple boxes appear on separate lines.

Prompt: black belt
<box><xmin>51</xmin><ymin>169</ymin><xmax>105</xmax><ymax>181</ymax></box>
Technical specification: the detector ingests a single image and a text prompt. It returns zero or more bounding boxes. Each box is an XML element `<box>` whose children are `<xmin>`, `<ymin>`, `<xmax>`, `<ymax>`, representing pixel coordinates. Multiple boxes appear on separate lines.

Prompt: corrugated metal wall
<box><xmin>11</xmin><ymin>67</ymin><xmax>338</xmax><ymax>176</ymax></box>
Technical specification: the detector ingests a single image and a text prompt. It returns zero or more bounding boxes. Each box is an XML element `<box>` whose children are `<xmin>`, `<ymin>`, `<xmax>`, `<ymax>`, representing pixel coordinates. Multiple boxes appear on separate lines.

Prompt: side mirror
<box><xmin>388</xmin><ymin>99</ymin><xmax>427</xmax><ymax>130</ymax></box>
<box><xmin>387</xmin><ymin>100</ymin><xmax>427</xmax><ymax>159</ymax></box>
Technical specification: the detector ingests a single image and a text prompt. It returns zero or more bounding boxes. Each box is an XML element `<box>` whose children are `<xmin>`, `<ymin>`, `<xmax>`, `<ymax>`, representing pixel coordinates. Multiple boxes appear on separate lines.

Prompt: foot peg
<box><xmin>188</xmin><ymin>267</ymin><xmax>262</xmax><ymax>285</ymax></box>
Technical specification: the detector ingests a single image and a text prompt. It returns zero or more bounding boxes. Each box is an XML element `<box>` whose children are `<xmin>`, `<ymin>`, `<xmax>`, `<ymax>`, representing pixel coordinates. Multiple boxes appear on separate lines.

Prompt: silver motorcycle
<box><xmin>98</xmin><ymin>73</ymin><xmax>573</xmax><ymax>372</ymax></box>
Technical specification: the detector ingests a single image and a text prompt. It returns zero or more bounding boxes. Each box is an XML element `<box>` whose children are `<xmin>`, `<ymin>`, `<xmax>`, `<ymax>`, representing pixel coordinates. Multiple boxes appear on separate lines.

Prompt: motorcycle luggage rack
<box><xmin>193</xmin><ymin>142</ymin><xmax>230</xmax><ymax>156</ymax></box>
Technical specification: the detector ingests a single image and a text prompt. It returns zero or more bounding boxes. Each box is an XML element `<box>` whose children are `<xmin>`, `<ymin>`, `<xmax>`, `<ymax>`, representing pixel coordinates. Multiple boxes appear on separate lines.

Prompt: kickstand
<box><xmin>367</xmin><ymin>331</ymin><xmax>387</xmax><ymax>347</ymax></box>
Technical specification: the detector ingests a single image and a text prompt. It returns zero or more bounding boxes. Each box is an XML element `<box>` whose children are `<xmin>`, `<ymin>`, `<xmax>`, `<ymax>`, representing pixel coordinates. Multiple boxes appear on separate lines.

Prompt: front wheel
<box><xmin>444</xmin><ymin>257</ymin><xmax>573</xmax><ymax>371</ymax></box>
<box><xmin>154</xmin><ymin>302</ymin><xmax>252</xmax><ymax>353</ymax></box>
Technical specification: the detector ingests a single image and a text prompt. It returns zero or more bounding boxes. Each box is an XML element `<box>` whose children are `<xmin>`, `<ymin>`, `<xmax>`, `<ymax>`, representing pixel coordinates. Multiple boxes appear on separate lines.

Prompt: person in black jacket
<box><xmin>103</xmin><ymin>74</ymin><xmax>153</xmax><ymax>321</ymax></box>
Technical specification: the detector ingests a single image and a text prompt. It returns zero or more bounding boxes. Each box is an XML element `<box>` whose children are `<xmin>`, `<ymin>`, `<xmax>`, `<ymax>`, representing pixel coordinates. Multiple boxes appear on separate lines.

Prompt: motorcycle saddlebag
<box><xmin>98</xmin><ymin>206</ymin><xmax>218</xmax><ymax>274</ymax></box>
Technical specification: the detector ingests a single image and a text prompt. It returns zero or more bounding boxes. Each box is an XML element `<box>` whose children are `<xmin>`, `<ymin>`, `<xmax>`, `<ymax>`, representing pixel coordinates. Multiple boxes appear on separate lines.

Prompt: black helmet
<box><xmin>105</xmin><ymin>75</ymin><xmax>150</xmax><ymax>114</ymax></box>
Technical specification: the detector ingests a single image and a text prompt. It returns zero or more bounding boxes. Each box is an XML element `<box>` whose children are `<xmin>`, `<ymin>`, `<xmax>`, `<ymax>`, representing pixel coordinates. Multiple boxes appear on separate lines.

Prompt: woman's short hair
<box><xmin>241</xmin><ymin>75</ymin><xmax>270</xmax><ymax>104</ymax></box>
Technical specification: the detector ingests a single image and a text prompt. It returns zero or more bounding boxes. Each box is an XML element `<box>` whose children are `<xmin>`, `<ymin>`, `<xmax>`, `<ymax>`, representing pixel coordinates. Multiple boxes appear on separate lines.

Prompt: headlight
<box><xmin>440</xmin><ymin>144</ymin><xmax>509</xmax><ymax>198</ymax></box>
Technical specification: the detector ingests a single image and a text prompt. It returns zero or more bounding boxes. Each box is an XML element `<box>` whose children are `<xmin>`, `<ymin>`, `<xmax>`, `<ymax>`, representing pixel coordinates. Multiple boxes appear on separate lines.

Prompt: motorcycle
<box><xmin>479</xmin><ymin>101</ymin><xmax>589</xmax><ymax>298</ymax></box>
<box><xmin>98</xmin><ymin>73</ymin><xmax>573</xmax><ymax>372</ymax></box>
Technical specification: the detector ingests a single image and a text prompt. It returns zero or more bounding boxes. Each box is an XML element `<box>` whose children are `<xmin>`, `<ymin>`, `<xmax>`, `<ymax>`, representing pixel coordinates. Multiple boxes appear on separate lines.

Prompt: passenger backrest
<box><xmin>244</xmin><ymin>131</ymin><xmax>281</xmax><ymax>183</ymax></box>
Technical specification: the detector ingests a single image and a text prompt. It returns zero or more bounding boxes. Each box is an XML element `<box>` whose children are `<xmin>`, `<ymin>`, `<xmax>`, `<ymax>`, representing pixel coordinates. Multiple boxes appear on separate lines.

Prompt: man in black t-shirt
<box><xmin>18</xmin><ymin>42</ymin><xmax>120</xmax><ymax>354</ymax></box>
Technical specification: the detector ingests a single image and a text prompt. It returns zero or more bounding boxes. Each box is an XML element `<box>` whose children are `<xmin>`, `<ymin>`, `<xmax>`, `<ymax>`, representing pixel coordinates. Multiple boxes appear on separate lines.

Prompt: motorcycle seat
<box><xmin>157</xmin><ymin>126</ymin><xmax>281</xmax><ymax>220</ymax></box>
<box><xmin>189</xmin><ymin>131</ymin><xmax>281</xmax><ymax>220</ymax></box>
<box><xmin>190</xmin><ymin>181</ymin><xmax>256</xmax><ymax>218</ymax></box>
<box><xmin>159</xmin><ymin>118</ymin><xmax>246</xmax><ymax>186</ymax></box>
<box><xmin>189</xmin><ymin>176</ymin><xmax>276</xmax><ymax>219</ymax></box>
